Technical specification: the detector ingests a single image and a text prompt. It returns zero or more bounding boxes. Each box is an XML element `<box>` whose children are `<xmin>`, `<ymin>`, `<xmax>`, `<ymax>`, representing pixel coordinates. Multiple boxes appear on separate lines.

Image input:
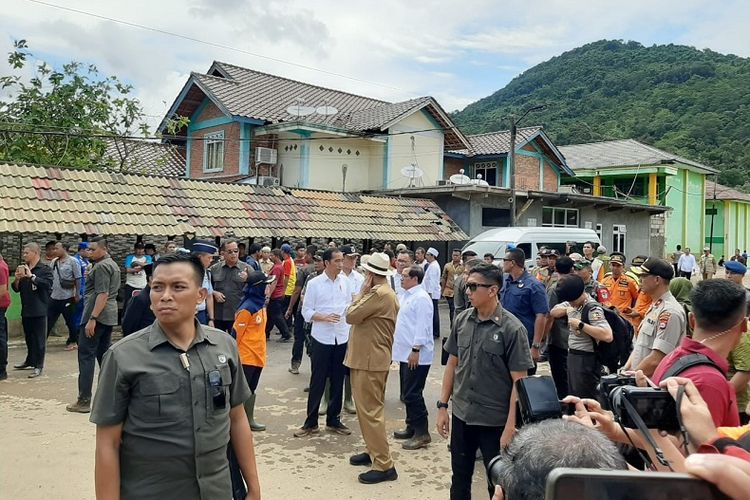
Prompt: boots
<box><xmin>318</xmin><ymin>380</ymin><xmax>330</xmax><ymax>415</ymax></box>
<box><xmin>393</xmin><ymin>426</ymin><xmax>414</xmax><ymax>440</ymax></box>
<box><xmin>245</xmin><ymin>393</ymin><xmax>265</xmax><ymax>432</ymax></box>
<box><xmin>402</xmin><ymin>421</ymin><xmax>431</xmax><ymax>450</ymax></box>
<box><xmin>289</xmin><ymin>360</ymin><xmax>300</xmax><ymax>375</ymax></box>
<box><xmin>344</xmin><ymin>374</ymin><xmax>356</xmax><ymax>414</ymax></box>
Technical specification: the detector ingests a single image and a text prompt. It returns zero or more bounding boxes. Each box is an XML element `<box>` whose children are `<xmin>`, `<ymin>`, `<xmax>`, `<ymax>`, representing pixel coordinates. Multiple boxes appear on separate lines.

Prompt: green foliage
<box><xmin>0</xmin><ymin>39</ymin><xmax>150</xmax><ymax>170</ymax></box>
<box><xmin>452</xmin><ymin>40</ymin><xmax>750</xmax><ymax>190</ymax></box>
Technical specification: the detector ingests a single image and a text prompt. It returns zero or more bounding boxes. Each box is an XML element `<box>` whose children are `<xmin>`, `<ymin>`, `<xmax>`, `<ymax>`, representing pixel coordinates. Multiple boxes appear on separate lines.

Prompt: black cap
<box><xmin>635</xmin><ymin>257</ymin><xmax>674</xmax><ymax>280</ymax></box>
<box><xmin>610</xmin><ymin>252</ymin><xmax>626</xmax><ymax>265</ymax></box>
<box><xmin>340</xmin><ymin>245</ymin><xmax>360</xmax><ymax>256</ymax></box>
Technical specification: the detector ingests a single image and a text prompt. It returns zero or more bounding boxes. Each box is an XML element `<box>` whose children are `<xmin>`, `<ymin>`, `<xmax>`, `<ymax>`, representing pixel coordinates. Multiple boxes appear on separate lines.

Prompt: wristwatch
<box><xmin>90</xmin><ymin>316</ymin><xmax>98</xmax><ymax>321</ymax></box>
<box><xmin>436</xmin><ymin>400</ymin><xmax>449</xmax><ymax>410</ymax></box>
<box><xmin>577</xmin><ymin>321</ymin><xmax>585</xmax><ymax>331</ymax></box>
<box><xmin>411</xmin><ymin>347</ymin><xmax>421</xmax><ymax>353</ymax></box>
<box><xmin>531</xmin><ymin>342</ymin><xmax>542</xmax><ymax>349</ymax></box>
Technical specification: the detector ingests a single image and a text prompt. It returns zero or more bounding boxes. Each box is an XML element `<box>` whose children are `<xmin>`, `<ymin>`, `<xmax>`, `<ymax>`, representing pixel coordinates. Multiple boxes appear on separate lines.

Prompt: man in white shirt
<box><xmin>423</xmin><ymin>247</ymin><xmax>442</xmax><ymax>338</ymax></box>
<box><xmin>294</xmin><ymin>248</ymin><xmax>353</xmax><ymax>437</ymax></box>
<box><xmin>392</xmin><ymin>264</ymin><xmax>434</xmax><ymax>450</ymax></box>
<box><xmin>677</xmin><ymin>247</ymin><xmax>697</xmax><ymax>279</ymax></box>
<box><xmin>341</xmin><ymin>245</ymin><xmax>364</xmax><ymax>295</ymax></box>
<box><xmin>391</xmin><ymin>250</ymin><xmax>414</xmax><ymax>298</ymax></box>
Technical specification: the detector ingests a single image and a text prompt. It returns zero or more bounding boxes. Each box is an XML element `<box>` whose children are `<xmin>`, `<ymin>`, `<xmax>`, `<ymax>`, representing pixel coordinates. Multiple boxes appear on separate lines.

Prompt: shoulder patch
<box><xmin>657</xmin><ymin>311</ymin><xmax>672</xmax><ymax>330</ymax></box>
<box><xmin>589</xmin><ymin>308</ymin><xmax>604</xmax><ymax>321</ymax></box>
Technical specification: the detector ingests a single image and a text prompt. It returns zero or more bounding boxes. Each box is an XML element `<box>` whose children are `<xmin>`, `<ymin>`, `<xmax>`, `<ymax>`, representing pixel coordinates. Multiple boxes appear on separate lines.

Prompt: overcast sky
<box><xmin>3</xmin><ymin>0</ymin><xmax>749</xmax><ymax>131</ymax></box>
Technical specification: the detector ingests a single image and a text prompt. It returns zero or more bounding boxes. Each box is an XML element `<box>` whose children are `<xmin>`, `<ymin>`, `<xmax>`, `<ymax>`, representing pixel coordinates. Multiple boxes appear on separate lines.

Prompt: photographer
<box><xmin>489</xmin><ymin>419</ymin><xmax>627</xmax><ymax>500</ymax></box>
<box><xmin>550</xmin><ymin>275</ymin><xmax>612</xmax><ymax>399</ymax></box>
<box><xmin>651</xmin><ymin>279</ymin><xmax>745</xmax><ymax>427</ymax></box>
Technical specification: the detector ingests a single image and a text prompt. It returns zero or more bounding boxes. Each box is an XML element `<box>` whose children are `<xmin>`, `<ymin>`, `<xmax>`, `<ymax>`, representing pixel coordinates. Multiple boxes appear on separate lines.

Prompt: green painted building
<box><xmin>705</xmin><ymin>181</ymin><xmax>750</xmax><ymax>260</ymax></box>
<box><xmin>558</xmin><ymin>139</ymin><xmax>717</xmax><ymax>258</ymax></box>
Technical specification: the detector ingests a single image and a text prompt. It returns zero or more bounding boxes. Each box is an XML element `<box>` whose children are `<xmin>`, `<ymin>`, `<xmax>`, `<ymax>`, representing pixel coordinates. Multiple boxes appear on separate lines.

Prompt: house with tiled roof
<box><xmin>159</xmin><ymin>61</ymin><xmax>469</xmax><ymax>191</ymax></box>
<box><xmin>103</xmin><ymin>138</ymin><xmax>185</xmax><ymax>177</ymax></box>
<box><xmin>705</xmin><ymin>180</ymin><xmax>750</xmax><ymax>259</ymax></box>
<box><xmin>559</xmin><ymin>139</ymin><xmax>718</xmax><ymax>257</ymax></box>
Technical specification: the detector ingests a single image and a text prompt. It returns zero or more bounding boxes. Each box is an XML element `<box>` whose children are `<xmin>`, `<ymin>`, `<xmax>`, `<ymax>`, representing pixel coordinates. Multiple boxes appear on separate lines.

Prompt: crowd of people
<box><xmin>1</xmin><ymin>235</ymin><xmax>750</xmax><ymax>499</ymax></box>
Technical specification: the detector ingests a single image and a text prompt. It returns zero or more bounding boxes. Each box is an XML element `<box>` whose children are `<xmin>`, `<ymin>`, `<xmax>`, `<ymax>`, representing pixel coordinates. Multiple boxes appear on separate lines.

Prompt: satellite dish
<box><xmin>477</xmin><ymin>179</ymin><xmax>490</xmax><ymax>186</ymax></box>
<box><xmin>286</xmin><ymin>100</ymin><xmax>315</xmax><ymax>117</ymax></box>
<box><xmin>316</xmin><ymin>104</ymin><xmax>338</xmax><ymax>116</ymax></box>
<box><xmin>400</xmin><ymin>164</ymin><xmax>424</xmax><ymax>187</ymax></box>
<box><xmin>449</xmin><ymin>174</ymin><xmax>471</xmax><ymax>185</ymax></box>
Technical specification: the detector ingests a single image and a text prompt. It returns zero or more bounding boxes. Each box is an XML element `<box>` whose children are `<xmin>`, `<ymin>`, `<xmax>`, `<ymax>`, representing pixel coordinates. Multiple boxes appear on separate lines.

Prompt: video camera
<box><xmin>609</xmin><ymin>385</ymin><xmax>680</xmax><ymax>433</ymax></box>
<box><xmin>514</xmin><ymin>376</ymin><xmax>575</xmax><ymax>427</ymax></box>
<box><xmin>597</xmin><ymin>373</ymin><xmax>636</xmax><ymax>410</ymax></box>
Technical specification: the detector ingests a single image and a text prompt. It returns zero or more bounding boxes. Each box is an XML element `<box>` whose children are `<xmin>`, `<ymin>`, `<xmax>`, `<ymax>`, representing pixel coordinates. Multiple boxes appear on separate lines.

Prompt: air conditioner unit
<box><xmin>255</xmin><ymin>147</ymin><xmax>277</xmax><ymax>165</ymax></box>
<box><xmin>257</xmin><ymin>176</ymin><xmax>280</xmax><ymax>187</ymax></box>
<box><xmin>557</xmin><ymin>185</ymin><xmax>579</xmax><ymax>194</ymax></box>
<box><xmin>437</xmin><ymin>179</ymin><xmax>449</xmax><ymax>186</ymax></box>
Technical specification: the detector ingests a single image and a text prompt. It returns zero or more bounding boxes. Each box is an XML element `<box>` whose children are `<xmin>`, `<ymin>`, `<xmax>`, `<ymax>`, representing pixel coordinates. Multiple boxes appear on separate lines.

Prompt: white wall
<box><xmin>386</xmin><ymin>110</ymin><xmax>444</xmax><ymax>189</ymax></box>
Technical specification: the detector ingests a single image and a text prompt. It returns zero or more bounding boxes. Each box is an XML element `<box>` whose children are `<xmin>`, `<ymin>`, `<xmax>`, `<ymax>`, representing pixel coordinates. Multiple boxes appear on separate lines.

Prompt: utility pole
<box><xmin>507</xmin><ymin>104</ymin><xmax>546</xmax><ymax>227</ymax></box>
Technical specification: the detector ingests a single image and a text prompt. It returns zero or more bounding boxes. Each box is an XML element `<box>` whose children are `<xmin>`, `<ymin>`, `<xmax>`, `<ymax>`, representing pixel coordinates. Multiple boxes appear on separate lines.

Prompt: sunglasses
<box><xmin>466</xmin><ymin>282</ymin><xmax>495</xmax><ymax>292</ymax></box>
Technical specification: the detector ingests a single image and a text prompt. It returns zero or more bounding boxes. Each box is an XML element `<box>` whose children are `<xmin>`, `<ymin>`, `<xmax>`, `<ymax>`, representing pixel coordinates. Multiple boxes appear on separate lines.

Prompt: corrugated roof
<box><xmin>705</xmin><ymin>180</ymin><xmax>750</xmax><ymax>203</ymax></box>
<box><xmin>0</xmin><ymin>163</ymin><xmax>466</xmax><ymax>241</ymax></box>
<box><xmin>163</xmin><ymin>62</ymin><xmax>469</xmax><ymax>149</ymax></box>
<box><xmin>103</xmin><ymin>139</ymin><xmax>184</xmax><ymax>178</ymax></box>
<box><xmin>559</xmin><ymin>139</ymin><xmax>718</xmax><ymax>174</ymax></box>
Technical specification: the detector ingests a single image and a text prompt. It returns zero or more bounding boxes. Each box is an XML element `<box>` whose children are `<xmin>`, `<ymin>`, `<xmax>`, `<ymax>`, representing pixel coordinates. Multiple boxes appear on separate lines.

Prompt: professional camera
<box><xmin>597</xmin><ymin>373</ymin><xmax>636</xmax><ymax>410</ymax></box>
<box><xmin>609</xmin><ymin>385</ymin><xmax>679</xmax><ymax>432</ymax></box>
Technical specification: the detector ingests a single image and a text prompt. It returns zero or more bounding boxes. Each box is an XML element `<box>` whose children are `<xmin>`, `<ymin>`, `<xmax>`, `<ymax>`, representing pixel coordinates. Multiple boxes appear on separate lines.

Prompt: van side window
<box><xmin>538</xmin><ymin>243</ymin><xmax>567</xmax><ymax>255</ymax></box>
<box><xmin>516</xmin><ymin>243</ymin><xmax>532</xmax><ymax>259</ymax></box>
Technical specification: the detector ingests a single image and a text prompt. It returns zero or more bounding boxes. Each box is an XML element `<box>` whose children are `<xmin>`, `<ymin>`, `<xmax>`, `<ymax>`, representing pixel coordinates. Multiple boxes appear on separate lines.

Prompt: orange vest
<box><xmin>233</xmin><ymin>308</ymin><xmax>267</xmax><ymax>368</ymax></box>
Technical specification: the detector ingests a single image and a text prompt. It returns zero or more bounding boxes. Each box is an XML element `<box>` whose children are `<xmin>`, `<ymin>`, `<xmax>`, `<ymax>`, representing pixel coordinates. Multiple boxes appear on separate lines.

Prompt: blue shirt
<box><xmin>500</xmin><ymin>271</ymin><xmax>549</xmax><ymax>344</ymax></box>
<box><xmin>246</xmin><ymin>256</ymin><xmax>261</xmax><ymax>272</ymax></box>
<box><xmin>74</xmin><ymin>253</ymin><xmax>89</xmax><ymax>296</ymax></box>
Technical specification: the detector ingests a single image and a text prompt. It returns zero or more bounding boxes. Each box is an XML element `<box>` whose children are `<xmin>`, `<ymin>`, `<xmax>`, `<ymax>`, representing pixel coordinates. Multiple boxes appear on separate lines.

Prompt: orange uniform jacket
<box><xmin>601</xmin><ymin>274</ymin><xmax>639</xmax><ymax>314</ymax></box>
<box><xmin>233</xmin><ymin>308</ymin><xmax>267</xmax><ymax>368</ymax></box>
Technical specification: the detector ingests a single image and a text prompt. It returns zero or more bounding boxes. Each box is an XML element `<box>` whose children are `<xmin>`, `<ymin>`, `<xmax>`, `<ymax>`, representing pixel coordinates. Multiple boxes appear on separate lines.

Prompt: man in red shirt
<box><xmin>0</xmin><ymin>251</ymin><xmax>10</xmax><ymax>380</ymax></box>
<box><xmin>652</xmin><ymin>279</ymin><xmax>746</xmax><ymax>427</ymax></box>
<box><xmin>265</xmin><ymin>249</ymin><xmax>290</xmax><ymax>341</ymax></box>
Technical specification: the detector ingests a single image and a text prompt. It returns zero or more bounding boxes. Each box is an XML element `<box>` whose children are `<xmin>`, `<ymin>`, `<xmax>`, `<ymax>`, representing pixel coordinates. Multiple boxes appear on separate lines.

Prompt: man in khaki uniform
<box><xmin>344</xmin><ymin>252</ymin><xmax>399</xmax><ymax>484</ymax></box>
<box><xmin>699</xmin><ymin>246</ymin><xmax>718</xmax><ymax>281</ymax></box>
<box><xmin>624</xmin><ymin>257</ymin><xmax>686</xmax><ymax>377</ymax></box>
<box><xmin>441</xmin><ymin>249</ymin><xmax>463</xmax><ymax>326</ymax></box>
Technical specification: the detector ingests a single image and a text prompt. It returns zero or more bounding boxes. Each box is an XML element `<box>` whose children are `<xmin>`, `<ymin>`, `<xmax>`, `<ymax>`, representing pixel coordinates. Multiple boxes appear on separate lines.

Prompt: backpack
<box><xmin>582</xmin><ymin>302</ymin><xmax>634</xmax><ymax>373</ymax></box>
<box><xmin>661</xmin><ymin>353</ymin><xmax>721</xmax><ymax>380</ymax></box>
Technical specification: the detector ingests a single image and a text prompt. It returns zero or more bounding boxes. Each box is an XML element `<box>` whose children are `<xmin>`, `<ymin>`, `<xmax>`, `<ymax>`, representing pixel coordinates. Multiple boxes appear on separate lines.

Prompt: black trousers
<box><xmin>265</xmin><ymin>298</ymin><xmax>290</xmax><ymax>339</ymax></box>
<box><xmin>46</xmin><ymin>297</ymin><xmax>78</xmax><ymax>344</ymax></box>
<box><xmin>242</xmin><ymin>364</ymin><xmax>262</xmax><ymax>393</ymax></box>
<box><xmin>0</xmin><ymin>308</ymin><xmax>7</xmax><ymax>375</ymax></box>
<box><xmin>291</xmin><ymin>308</ymin><xmax>306</xmax><ymax>363</ymax></box>
<box><xmin>122</xmin><ymin>284</ymin><xmax>141</xmax><ymax>315</ymax></box>
<box><xmin>214</xmin><ymin>319</ymin><xmax>234</xmax><ymax>334</ymax></box>
<box><xmin>400</xmin><ymin>362</ymin><xmax>430</xmax><ymax>433</ymax></box>
<box><xmin>22</xmin><ymin>315</ymin><xmax>47</xmax><ymax>369</ymax></box>
<box><xmin>450</xmin><ymin>415</ymin><xmax>503</xmax><ymax>500</ymax></box>
<box><xmin>446</xmin><ymin>296</ymin><xmax>455</xmax><ymax>326</ymax></box>
<box><xmin>548</xmin><ymin>344</ymin><xmax>569</xmax><ymax>399</ymax></box>
<box><xmin>432</xmin><ymin>299</ymin><xmax>441</xmax><ymax>338</ymax></box>
<box><xmin>303</xmin><ymin>338</ymin><xmax>347</xmax><ymax>429</ymax></box>
<box><xmin>679</xmin><ymin>271</ymin><xmax>692</xmax><ymax>279</ymax></box>
<box><xmin>567</xmin><ymin>350</ymin><xmax>600</xmax><ymax>400</ymax></box>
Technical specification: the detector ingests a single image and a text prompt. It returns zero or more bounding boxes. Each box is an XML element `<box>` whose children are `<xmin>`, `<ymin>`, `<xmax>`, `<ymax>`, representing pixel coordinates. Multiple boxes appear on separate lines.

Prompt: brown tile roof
<box><xmin>705</xmin><ymin>180</ymin><xmax>750</xmax><ymax>203</ymax></box>
<box><xmin>165</xmin><ymin>62</ymin><xmax>469</xmax><ymax>149</ymax></box>
<box><xmin>0</xmin><ymin>163</ymin><xmax>467</xmax><ymax>240</ymax></box>
<box><xmin>103</xmin><ymin>139</ymin><xmax>185</xmax><ymax>178</ymax></box>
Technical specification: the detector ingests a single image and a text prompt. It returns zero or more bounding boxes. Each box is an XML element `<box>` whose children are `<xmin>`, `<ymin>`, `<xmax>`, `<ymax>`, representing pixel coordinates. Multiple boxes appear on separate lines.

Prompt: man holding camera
<box><xmin>624</xmin><ymin>257</ymin><xmax>686</xmax><ymax>377</ymax></box>
<box><xmin>439</xmin><ymin>263</ymin><xmax>534</xmax><ymax>500</ymax></box>
<box><xmin>651</xmin><ymin>279</ymin><xmax>744</xmax><ymax>427</ymax></box>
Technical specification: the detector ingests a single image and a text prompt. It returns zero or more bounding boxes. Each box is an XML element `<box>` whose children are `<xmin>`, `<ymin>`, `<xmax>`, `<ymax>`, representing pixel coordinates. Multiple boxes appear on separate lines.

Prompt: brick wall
<box><xmin>444</xmin><ymin>158</ymin><xmax>465</xmax><ymax>179</ymax></box>
<box><xmin>543</xmin><ymin>161</ymin><xmax>558</xmax><ymax>192</ymax></box>
<box><xmin>513</xmin><ymin>155</ymin><xmax>540</xmax><ymax>191</ymax></box>
<box><xmin>189</xmin><ymin>123</ymin><xmax>241</xmax><ymax>179</ymax></box>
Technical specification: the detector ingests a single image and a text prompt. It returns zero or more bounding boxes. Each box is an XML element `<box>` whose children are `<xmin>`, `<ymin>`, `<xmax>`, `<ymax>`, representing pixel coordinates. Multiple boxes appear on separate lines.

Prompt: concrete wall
<box><xmin>387</xmin><ymin>111</ymin><xmax>444</xmax><ymax>188</ymax></box>
<box><xmin>664</xmin><ymin>168</ymin><xmax>706</xmax><ymax>255</ymax></box>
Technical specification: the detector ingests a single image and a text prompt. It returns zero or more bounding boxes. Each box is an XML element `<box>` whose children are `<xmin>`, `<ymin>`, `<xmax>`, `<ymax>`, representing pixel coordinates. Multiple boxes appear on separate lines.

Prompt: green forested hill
<box><xmin>451</xmin><ymin>40</ymin><xmax>750</xmax><ymax>189</ymax></box>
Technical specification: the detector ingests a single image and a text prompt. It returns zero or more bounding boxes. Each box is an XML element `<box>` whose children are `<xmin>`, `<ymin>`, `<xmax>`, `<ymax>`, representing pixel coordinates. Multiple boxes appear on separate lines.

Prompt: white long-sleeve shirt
<box><xmin>423</xmin><ymin>260</ymin><xmax>442</xmax><ymax>300</ymax></box>
<box><xmin>343</xmin><ymin>269</ymin><xmax>365</xmax><ymax>296</ymax></box>
<box><xmin>392</xmin><ymin>284</ymin><xmax>434</xmax><ymax>365</ymax></box>
<box><xmin>301</xmin><ymin>272</ymin><xmax>353</xmax><ymax>345</ymax></box>
<box><xmin>677</xmin><ymin>253</ymin><xmax>697</xmax><ymax>273</ymax></box>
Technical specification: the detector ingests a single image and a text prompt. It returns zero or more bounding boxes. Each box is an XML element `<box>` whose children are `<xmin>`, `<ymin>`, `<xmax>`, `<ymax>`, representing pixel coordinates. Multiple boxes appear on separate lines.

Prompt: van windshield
<box><xmin>462</xmin><ymin>241</ymin><xmax>508</xmax><ymax>259</ymax></box>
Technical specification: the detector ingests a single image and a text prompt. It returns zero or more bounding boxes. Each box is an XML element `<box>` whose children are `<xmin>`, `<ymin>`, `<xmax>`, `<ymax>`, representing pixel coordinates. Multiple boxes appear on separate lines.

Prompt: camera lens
<box><xmin>486</xmin><ymin>455</ymin><xmax>504</xmax><ymax>489</ymax></box>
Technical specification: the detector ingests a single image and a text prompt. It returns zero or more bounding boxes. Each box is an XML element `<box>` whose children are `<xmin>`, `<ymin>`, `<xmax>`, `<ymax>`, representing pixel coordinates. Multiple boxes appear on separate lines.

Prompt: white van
<box><xmin>462</xmin><ymin>227</ymin><xmax>601</xmax><ymax>270</ymax></box>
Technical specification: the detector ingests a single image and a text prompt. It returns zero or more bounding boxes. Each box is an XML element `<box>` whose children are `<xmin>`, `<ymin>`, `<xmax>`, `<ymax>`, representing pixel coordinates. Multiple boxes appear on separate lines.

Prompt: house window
<box><xmin>473</xmin><ymin>161</ymin><xmax>498</xmax><ymax>186</ymax></box>
<box><xmin>203</xmin><ymin>131</ymin><xmax>225</xmax><ymax>172</ymax></box>
<box><xmin>542</xmin><ymin>207</ymin><xmax>579</xmax><ymax>228</ymax></box>
<box><xmin>595</xmin><ymin>223</ymin><xmax>603</xmax><ymax>241</ymax></box>
<box><xmin>482</xmin><ymin>207</ymin><xmax>510</xmax><ymax>227</ymax></box>
<box><xmin>613</xmin><ymin>224</ymin><xmax>626</xmax><ymax>253</ymax></box>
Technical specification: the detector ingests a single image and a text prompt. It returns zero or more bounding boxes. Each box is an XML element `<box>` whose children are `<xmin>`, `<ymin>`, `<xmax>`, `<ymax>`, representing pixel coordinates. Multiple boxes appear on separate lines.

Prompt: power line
<box><xmin>22</xmin><ymin>0</ymin><xmax>405</xmax><ymax>93</ymax></box>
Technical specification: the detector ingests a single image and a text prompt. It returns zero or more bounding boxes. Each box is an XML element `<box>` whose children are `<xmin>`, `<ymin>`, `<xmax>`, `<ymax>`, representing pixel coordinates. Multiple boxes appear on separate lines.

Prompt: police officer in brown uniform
<box><xmin>90</xmin><ymin>253</ymin><xmax>260</xmax><ymax>500</ymax></box>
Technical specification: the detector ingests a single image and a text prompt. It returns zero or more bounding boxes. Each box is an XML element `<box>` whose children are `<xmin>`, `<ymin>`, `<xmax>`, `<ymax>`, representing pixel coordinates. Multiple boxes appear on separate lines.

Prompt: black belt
<box><xmin>569</xmin><ymin>349</ymin><xmax>596</xmax><ymax>356</ymax></box>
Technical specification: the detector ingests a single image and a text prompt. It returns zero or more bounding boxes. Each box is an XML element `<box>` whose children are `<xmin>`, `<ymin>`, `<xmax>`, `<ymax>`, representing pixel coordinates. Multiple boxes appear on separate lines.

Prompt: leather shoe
<box><xmin>349</xmin><ymin>452</ymin><xmax>372</xmax><ymax>466</ymax></box>
<box><xmin>393</xmin><ymin>427</ymin><xmax>414</xmax><ymax>440</ymax></box>
<box><xmin>293</xmin><ymin>426</ymin><xmax>320</xmax><ymax>438</ymax></box>
<box><xmin>402</xmin><ymin>433</ymin><xmax>432</xmax><ymax>450</ymax></box>
<box><xmin>326</xmin><ymin>423</ymin><xmax>352</xmax><ymax>435</ymax></box>
<box><xmin>28</xmin><ymin>368</ymin><xmax>42</xmax><ymax>378</ymax></box>
<box><xmin>358</xmin><ymin>467</ymin><xmax>398</xmax><ymax>484</ymax></box>
<box><xmin>0</xmin><ymin>372</ymin><xmax>7</xmax><ymax>381</ymax></box>
<box><xmin>13</xmin><ymin>362</ymin><xmax>32</xmax><ymax>370</ymax></box>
